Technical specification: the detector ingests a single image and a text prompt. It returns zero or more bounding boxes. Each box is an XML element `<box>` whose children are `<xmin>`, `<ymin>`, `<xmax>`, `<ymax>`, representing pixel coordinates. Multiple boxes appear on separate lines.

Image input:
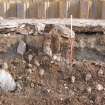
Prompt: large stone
<box><xmin>17</xmin><ymin>40</ymin><xmax>26</xmax><ymax>56</ymax></box>
<box><xmin>0</xmin><ymin>69</ymin><xmax>16</xmax><ymax>92</ymax></box>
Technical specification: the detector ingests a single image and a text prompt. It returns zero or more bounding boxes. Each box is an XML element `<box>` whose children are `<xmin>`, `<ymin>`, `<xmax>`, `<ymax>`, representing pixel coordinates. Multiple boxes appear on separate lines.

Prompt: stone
<box><xmin>39</xmin><ymin>68</ymin><xmax>45</xmax><ymax>76</ymax></box>
<box><xmin>87</xmin><ymin>87</ymin><xmax>92</xmax><ymax>93</ymax></box>
<box><xmin>28</xmin><ymin>64</ymin><xmax>32</xmax><ymax>68</ymax></box>
<box><xmin>34</xmin><ymin>59</ymin><xmax>40</xmax><ymax>67</ymax></box>
<box><xmin>27</xmin><ymin>68</ymin><xmax>32</xmax><ymax>74</ymax></box>
<box><xmin>28</xmin><ymin>54</ymin><xmax>33</xmax><ymax>62</ymax></box>
<box><xmin>0</xmin><ymin>69</ymin><xmax>16</xmax><ymax>92</ymax></box>
<box><xmin>3</xmin><ymin>62</ymin><xmax>8</xmax><ymax>70</ymax></box>
<box><xmin>98</xmin><ymin>69</ymin><xmax>103</xmax><ymax>76</ymax></box>
<box><xmin>53</xmin><ymin>54</ymin><xmax>61</xmax><ymax>62</ymax></box>
<box><xmin>17</xmin><ymin>40</ymin><xmax>26</xmax><ymax>56</ymax></box>
<box><xmin>43</xmin><ymin>46</ymin><xmax>52</xmax><ymax>57</ymax></box>
<box><xmin>36</xmin><ymin>23</ymin><xmax>45</xmax><ymax>33</ymax></box>
<box><xmin>86</xmin><ymin>73</ymin><xmax>92</xmax><ymax>81</ymax></box>
<box><xmin>53</xmin><ymin>25</ymin><xmax>75</xmax><ymax>38</ymax></box>
<box><xmin>96</xmin><ymin>84</ymin><xmax>104</xmax><ymax>91</ymax></box>
<box><xmin>71</xmin><ymin>76</ymin><xmax>75</xmax><ymax>83</ymax></box>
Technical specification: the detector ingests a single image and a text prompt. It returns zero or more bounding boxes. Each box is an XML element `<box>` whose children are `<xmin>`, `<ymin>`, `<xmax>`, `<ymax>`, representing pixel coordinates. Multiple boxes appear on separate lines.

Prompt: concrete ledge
<box><xmin>0</xmin><ymin>19</ymin><xmax>105</xmax><ymax>33</ymax></box>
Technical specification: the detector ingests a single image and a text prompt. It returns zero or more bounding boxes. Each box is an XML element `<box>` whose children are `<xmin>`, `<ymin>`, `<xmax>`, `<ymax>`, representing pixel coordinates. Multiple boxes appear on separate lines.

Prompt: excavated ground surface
<box><xmin>1</xmin><ymin>59</ymin><xmax>105</xmax><ymax>105</ymax></box>
<box><xmin>0</xmin><ymin>32</ymin><xmax>105</xmax><ymax>105</ymax></box>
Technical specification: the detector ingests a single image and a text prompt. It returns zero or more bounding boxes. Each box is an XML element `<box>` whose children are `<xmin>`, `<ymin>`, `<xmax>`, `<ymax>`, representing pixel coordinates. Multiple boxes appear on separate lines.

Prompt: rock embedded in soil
<box><xmin>85</xmin><ymin>73</ymin><xmax>92</xmax><ymax>81</ymax></box>
<box><xmin>34</xmin><ymin>59</ymin><xmax>40</xmax><ymax>67</ymax></box>
<box><xmin>17</xmin><ymin>40</ymin><xmax>26</xmax><ymax>56</ymax></box>
<box><xmin>39</xmin><ymin>68</ymin><xmax>45</xmax><ymax>76</ymax></box>
<box><xmin>96</xmin><ymin>84</ymin><xmax>104</xmax><ymax>91</ymax></box>
<box><xmin>87</xmin><ymin>87</ymin><xmax>92</xmax><ymax>93</ymax></box>
<box><xmin>28</xmin><ymin>54</ymin><xmax>33</xmax><ymax>63</ymax></box>
<box><xmin>98</xmin><ymin>69</ymin><xmax>104</xmax><ymax>76</ymax></box>
<box><xmin>0</xmin><ymin>69</ymin><xmax>16</xmax><ymax>92</ymax></box>
<box><xmin>71</xmin><ymin>76</ymin><xmax>75</xmax><ymax>83</ymax></box>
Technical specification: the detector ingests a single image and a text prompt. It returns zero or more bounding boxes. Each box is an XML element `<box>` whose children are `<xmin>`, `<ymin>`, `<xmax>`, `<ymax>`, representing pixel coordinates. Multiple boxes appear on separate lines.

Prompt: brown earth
<box><xmin>0</xmin><ymin>29</ymin><xmax>105</xmax><ymax>105</ymax></box>
<box><xmin>1</xmin><ymin>58</ymin><xmax>105</xmax><ymax>105</ymax></box>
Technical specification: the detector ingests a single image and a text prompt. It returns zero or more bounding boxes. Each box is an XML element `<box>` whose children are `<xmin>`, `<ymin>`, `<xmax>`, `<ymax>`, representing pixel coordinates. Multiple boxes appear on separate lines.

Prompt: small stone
<box><xmin>31</xmin><ymin>83</ymin><xmax>34</xmax><ymax>88</ymax></box>
<box><xmin>86</xmin><ymin>73</ymin><xmax>92</xmax><ymax>81</ymax></box>
<box><xmin>39</xmin><ymin>68</ymin><xmax>45</xmax><ymax>76</ymax></box>
<box><xmin>71</xmin><ymin>76</ymin><xmax>75</xmax><ymax>83</ymax></box>
<box><xmin>3</xmin><ymin>62</ymin><xmax>8</xmax><ymax>70</ymax></box>
<box><xmin>96</xmin><ymin>84</ymin><xmax>104</xmax><ymax>91</ymax></box>
<box><xmin>36</xmin><ymin>23</ymin><xmax>45</xmax><ymax>33</ymax></box>
<box><xmin>53</xmin><ymin>55</ymin><xmax>57</xmax><ymax>60</ymax></box>
<box><xmin>64</xmin><ymin>83</ymin><xmax>68</xmax><ymax>89</ymax></box>
<box><xmin>51</xmin><ymin>60</ymin><xmax>54</xmax><ymax>64</ymax></box>
<box><xmin>60</xmin><ymin>98</ymin><xmax>63</xmax><ymax>101</ymax></box>
<box><xmin>47</xmin><ymin>89</ymin><xmax>51</xmax><ymax>93</ymax></box>
<box><xmin>44</xmin><ymin>46</ymin><xmax>52</xmax><ymax>57</ymax></box>
<box><xmin>28</xmin><ymin>64</ymin><xmax>32</xmax><ymax>68</ymax></box>
<box><xmin>53</xmin><ymin>54</ymin><xmax>61</xmax><ymax>62</ymax></box>
<box><xmin>28</xmin><ymin>54</ymin><xmax>33</xmax><ymax>62</ymax></box>
<box><xmin>34</xmin><ymin>59</ymin><xmax>40</xmax><ymax>67</ymax></box>
<box><xmin>16</xmin><ymin>82</ymin><xmax>22</xmax><ymax>90</ymax></box>
<box><xmin>69</xmin><ymin>89</ymin><xmax>75</xmax><ymax>97</ymax></box>
<box><xmin>28</xmin><ymin>69</ymin><xmax>32</xmax><ymax>74</ymax></box>
<box><xmin>98</xmin><ymin>69</ymin><xmax>103</xmax><ymax>76</ymax></box>
<box><xmin>18</xmin><ymin>76</ymin><xmax>22</xmax><ymax>79</ymax></box>
<box><xmin>22</xmin><ymin>60</ymin><xmax>26</xmax><ymax>64</ymax></box>
<box><xmin>87</xmin><ymin>87</ymin><xmax>92</xmax><ymax>93</ymax></box>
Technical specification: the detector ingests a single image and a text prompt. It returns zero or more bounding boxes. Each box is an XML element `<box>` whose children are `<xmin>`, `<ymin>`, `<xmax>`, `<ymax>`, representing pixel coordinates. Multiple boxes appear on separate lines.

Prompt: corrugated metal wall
<box><xmin>0</xmin><ymin>0</ymin><xmax>104</xmax><ymax>19</ymax></box>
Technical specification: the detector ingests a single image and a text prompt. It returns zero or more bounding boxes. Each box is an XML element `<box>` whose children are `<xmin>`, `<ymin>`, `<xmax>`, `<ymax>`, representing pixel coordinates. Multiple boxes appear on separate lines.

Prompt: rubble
<box><xmin>16</xmin><ymin>24</ymin><xmax>35</xmax><ymax>35</ymax></box>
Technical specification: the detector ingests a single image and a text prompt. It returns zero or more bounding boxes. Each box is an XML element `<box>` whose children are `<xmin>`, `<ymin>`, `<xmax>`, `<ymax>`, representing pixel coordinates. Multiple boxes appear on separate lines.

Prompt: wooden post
<box><xmin>38</xmin><ymin>0</ymin><xmax>45</xmax><ymax>19</ymax></box>
<box><xmin>59</xmin><ymin>0</ymin><xmax>66</xmax><ymax>18</ymax></box>
<box><xmin>65</xmin><ymin>0</ymin><xmax>71</xmax><ymax>18</ymax></box>
<box><xmin>92</xmin><ymin>0</ymin><xmax>97</xmax><ymax>18</ymax></box>
<box><xmin>0</xmin><ymin>0</ymin><xmax>5</xmax><ymax>18</ymax></box>
<box><xmin>6</xmin><ymin>0</ymin><xmax>17</xmax><ymax>18</ymax></box>
<box><xmin>70</xmin><ymin>15</ymin><xmax>73</xmax><ymax>63</ymax></box>
<box><xmin>69</xmin><ymin>15</ymin><xmax>75</xmax><ymax>64</ymax></box>
<box><xmin>69</xmin><ymin>0</ymin><xmax>80</xmax><ymax>18</ymax></box>
<box><xmin>101</xmin><ymin>0</ymin><xmax>105</xmax><ymax>19</ymax></box>
<box><xmin>44</xmin><ymin>0</ymin><xmax>50</xmax><ymax>18</ymax></box>
<box><xmin>80</xmin><ymin>0</ymin><xmax>89</xmax><ymax>18</ymax></box>
<box><xmin>17</xmin><ymin>1</ymin><xmax>26</xmax><ymax>18</ymax></box>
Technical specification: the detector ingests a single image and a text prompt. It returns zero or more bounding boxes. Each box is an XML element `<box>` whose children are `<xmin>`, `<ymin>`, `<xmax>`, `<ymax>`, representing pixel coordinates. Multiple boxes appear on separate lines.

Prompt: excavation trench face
<box><xmin>75</xmin><ymin>33</ymin><xmax>105</xmax><ymax>62</ymax></box>
<box><xmin>0</xmin><ymin>26</ymin><xmax>105</xmax><ymax>105</ymax></box>
<box><xmin>0</xmin><ymin>31</ymin><xmax>104</xmax><ymax>62</ymax></box>
<box><xmin>0</xmin><ymin>35</ymin><xmax>44</xmax><ymax>61</ymax></box>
